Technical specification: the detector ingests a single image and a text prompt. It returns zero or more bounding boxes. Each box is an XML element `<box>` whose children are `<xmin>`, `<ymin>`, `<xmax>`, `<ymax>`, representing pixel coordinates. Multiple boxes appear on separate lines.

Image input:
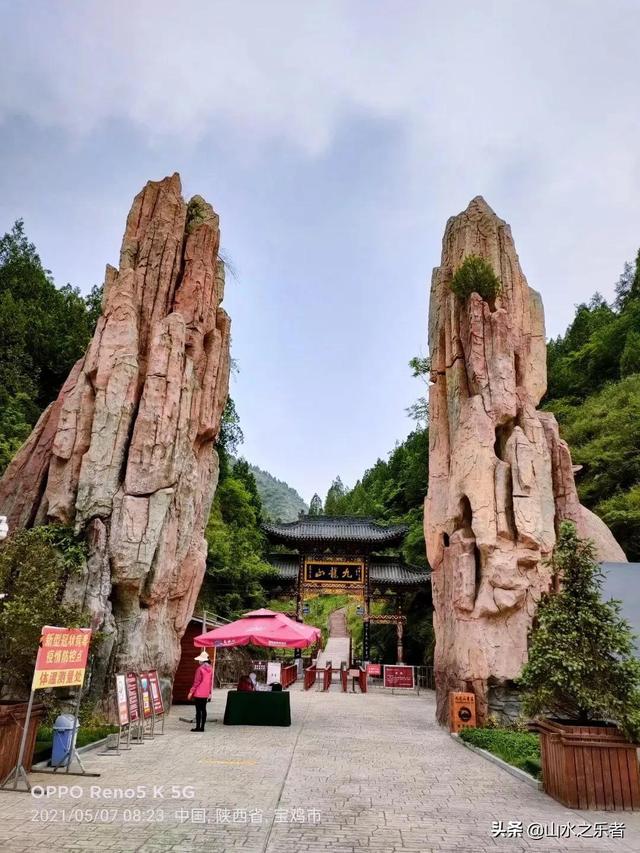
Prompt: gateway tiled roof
<box><xmin>267</xmin><ymin>555</ymin><xmax>430</xmax><ymax>587</ymax></box>
<box><xmin>262</xmin><ymin>516</ymin><xmax>409</xmax><ymax>545</ymax></box>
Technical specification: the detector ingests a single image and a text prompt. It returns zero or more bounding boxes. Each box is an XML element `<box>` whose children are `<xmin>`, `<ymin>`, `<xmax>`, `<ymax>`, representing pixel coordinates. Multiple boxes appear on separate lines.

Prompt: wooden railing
<box><xmin>303</xmin><ymin>665</ymin><xmax>317</xmax><ymax>690</ymax></box>
<box><xmin>322</xmin><ymin>661</ymin><xmax>332</xmax><ymax>691</ymax></box>
<box><xmin>281</xmin><ymin>663</ymin><xmax>297</xmax><ymax>689</ymax></box>
<box><xmin>358</xmin><ymin>667</ymin><xmax>368</xmax><ymax>693</ymax></box>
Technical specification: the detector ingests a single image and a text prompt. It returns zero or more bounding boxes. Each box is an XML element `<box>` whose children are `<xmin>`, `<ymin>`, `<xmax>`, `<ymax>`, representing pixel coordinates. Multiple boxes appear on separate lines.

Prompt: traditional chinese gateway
<box><xmin>263</xmin><ymin>516</ymin><xmax>430</xmax><ymax>663</ymax></box>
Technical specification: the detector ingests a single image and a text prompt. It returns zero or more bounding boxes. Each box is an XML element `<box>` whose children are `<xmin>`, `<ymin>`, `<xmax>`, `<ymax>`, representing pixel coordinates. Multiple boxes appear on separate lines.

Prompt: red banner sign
<box><xmin>148</xmin><ymin>670</ymin><xmax>164</xmax><ymax>716</ymax></box>
<box><xmin>139</xmin><ymin>672</ymin><xmax>153</xmax><ymax>719</ymax></box>
<box><xmin>33</xmin><ymin>626</ymin><xmax>91</xmax><ymax>689</ymax></box>
<box><xmin>126</xmin><ymin>672</ymin><xmax>140</xmax><ymax>722</ymax></box>
<box><xmin>367</xmin><ymin>663</ymin><xmax>381</xmax><ymax>677</ymax></box>
<box><xmin>383</xmin><ymin>665</ymin><xmax>414</xmax><ymax>689</ymax></box>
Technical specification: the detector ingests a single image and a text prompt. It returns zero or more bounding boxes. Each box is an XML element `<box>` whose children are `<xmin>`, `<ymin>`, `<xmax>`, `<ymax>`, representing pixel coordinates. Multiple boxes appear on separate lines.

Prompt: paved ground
<box><xmin>1</xmin><ymin>687</ymin><xmax>639</xmax><ymax>852</ymax></box>
<box><xmin>316</xmin><ymin>608</ymin><xmax>350</xmax><ymax>669</ymax></box>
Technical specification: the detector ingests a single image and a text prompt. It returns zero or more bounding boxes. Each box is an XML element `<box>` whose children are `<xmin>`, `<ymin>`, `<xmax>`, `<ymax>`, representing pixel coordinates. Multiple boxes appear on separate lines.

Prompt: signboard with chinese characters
<box><xmin>383</xmin><ymin>664</ymin><xmax>414</xmax><ymax>689</ymax></box>
<box><xmin>449</xmin><ymin>691</ymin><xmax>476</xmax><ymax>733</ymax></box>
<box><xmin>32</xmin><ymin>626</ymin><xmax>91</xmax><ymax>689</ymax></box>
<box><xmin>148</xmin><ymin>670</ymin><xmax>164</xmax><ymax>715</ymax></box>
<box><xmin>139</xmin><ymin>672</ymin><xmax>153</xmax><ymax>718</ymax></box>
<box><xmin>304</xmin><ymin>560</ymin><xmax>363</xmax><ymax>584</ymax></box>
<box><xmin>367</xmin><ymin>663</ymin><xmax>382</xmax><ymax>677</ymax></box>
<box><xmin>126</xmin><ymin>672</ymin><xmax>141</xmax><ymax>722</ymax></box>
<box><xmin>115</xmin><ymin>673</ymin><xmax>129</xmax><ymax>725</ymax></box>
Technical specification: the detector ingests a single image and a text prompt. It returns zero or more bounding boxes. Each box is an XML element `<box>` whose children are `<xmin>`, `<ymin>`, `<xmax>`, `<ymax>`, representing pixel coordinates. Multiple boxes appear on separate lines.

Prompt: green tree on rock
<box><xmin>519</xmin><ymin>522</ymin><xmax>640</xmax><ymax>742</ymax></box>
<box><xmin>309</xmin><ymin>493</ymin><xmax>323</xmax><ymax>516</ymax></box>
<box><xmin>324</xmin><ymin>476</ymin><xmax>347</xmax><ymax>516</ymax></box>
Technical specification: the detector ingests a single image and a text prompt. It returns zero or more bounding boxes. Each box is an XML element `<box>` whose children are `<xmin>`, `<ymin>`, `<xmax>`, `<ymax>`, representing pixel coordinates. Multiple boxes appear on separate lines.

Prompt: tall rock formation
<box><xmin>425</xmin><ymin>197</ymin><xmax>626</xmax><ymax>724</ymax></box>
<box><xmin>0</xmin><ymin>174</ymin><xmax>230</xmax><ymax>709</ymax></box>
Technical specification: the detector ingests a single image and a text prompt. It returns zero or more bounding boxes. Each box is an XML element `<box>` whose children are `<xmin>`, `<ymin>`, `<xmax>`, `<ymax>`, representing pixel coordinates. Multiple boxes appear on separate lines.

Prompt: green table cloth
<box><xmin>223</xmin><ymin>690</ymin><xmax>291</xmax><ymax>726</ymax></box>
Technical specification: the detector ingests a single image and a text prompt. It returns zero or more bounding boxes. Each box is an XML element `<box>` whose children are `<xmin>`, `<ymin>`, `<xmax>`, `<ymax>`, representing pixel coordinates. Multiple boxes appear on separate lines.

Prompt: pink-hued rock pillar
<box><xmin>425</xmin><ymin>197</ymin><xmax>626</xmax><ymax>725</ymax></box>
<box><xmin>0</xmin><ymin>174</ymin><xmax>230</xmax><ymax>711</ymax></box>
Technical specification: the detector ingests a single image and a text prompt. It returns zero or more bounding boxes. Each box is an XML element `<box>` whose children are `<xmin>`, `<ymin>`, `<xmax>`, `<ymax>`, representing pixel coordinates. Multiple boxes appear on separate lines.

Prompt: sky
<box><xmin>1</xmin><ymin>1</ymin><xmax>639</xmax><ymax>503</ymax></box>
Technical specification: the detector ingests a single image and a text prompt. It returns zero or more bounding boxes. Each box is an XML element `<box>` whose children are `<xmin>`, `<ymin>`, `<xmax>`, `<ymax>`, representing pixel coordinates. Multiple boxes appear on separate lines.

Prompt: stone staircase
<box><xmin>316</xmin><ymin>607</ymin><xmax>351</xmax><ymax>669</ymax></box>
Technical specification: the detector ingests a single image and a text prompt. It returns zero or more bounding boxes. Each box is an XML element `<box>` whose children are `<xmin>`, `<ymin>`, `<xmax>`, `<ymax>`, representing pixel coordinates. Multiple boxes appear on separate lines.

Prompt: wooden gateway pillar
<box><xmin>363</xmin><ymin>555</ymin><xmax>371</xmax><ymax>664</ymax></box>
<box><xmin>396</xmin><ymin>619</ymin><xmax>404</xmax><ymax>665</ymax></box>
<box><xmin>294</xmin><ymin>555</ymin><xmax>304</xmax><ymax>671</ymax></box>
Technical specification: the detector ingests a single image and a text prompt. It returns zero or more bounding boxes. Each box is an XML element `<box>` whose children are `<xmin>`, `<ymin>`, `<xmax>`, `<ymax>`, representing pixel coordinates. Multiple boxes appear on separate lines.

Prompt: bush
<box><xmin>450</xmin><ymin>255</ymin><xmax>501</xmax><ymax>302</ymax></box>
<box><xmin>459</xmin><ymin>727</ymin><xmax>541</xmax><ymax>779</ymax></box>
<box><xmin>519</xmin><ymin>522</ymin><xmax>640</xmax><ymax>741</ymax></box>
<box><xmin>0</xmin><ymin>525</ymin><xmax>87</xmax><ymax>698</ymax></box>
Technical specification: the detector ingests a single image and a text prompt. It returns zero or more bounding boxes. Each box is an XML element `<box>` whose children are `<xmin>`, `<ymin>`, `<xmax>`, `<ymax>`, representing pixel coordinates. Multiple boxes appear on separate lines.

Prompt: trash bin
<box><xmin>51</xmin><ymin>714</ymin><xmax>78</xmax><ymax>767</ymax></box>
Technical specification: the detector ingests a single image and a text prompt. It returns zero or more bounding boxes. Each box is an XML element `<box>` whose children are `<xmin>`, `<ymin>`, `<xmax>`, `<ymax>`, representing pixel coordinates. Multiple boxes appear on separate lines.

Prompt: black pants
<box><xmin>194</xmin><ymin>697</ymin><xmax>208</xmax><ymax>730</ymax></box>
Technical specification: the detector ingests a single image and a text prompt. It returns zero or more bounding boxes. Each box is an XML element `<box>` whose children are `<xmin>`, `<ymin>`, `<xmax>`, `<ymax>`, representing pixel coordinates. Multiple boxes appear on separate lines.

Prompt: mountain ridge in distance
<box><xmin>249</xmin><ymin>463</ymin><xmax>308</xmax><ymax>522</ymax></box>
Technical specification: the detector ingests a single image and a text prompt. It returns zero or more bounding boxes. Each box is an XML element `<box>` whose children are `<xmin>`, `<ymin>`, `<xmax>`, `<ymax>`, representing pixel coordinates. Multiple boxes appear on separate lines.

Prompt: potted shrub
<box><xmin>519</xmin><ymin>522</ymin><xmax>640</xmax><ymax>810</ymax></box>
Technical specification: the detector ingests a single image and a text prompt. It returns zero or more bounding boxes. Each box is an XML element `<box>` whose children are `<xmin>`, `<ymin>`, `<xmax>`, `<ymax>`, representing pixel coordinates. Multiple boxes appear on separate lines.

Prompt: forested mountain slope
<box><xmin>249</xmin><ymin>464</ymin><xmax>308</xmax><ymax>522</ymax></box>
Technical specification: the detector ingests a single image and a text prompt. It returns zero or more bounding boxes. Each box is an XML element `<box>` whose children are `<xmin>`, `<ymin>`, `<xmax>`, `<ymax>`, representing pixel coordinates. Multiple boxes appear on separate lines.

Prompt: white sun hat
<box><xmin>194</xmin><ymin>651</ymin><xmax>210</xmax><ymax>662</ymax></box>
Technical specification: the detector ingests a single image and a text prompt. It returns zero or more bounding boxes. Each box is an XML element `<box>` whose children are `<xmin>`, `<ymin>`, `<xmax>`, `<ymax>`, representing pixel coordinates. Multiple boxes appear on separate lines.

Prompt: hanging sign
<box><xmin>304</xmin><ymin>561</ymin><xmax>363</xmax><ymax>584</ymax></box>
<box><xmin>148</xmin><ymin>670</ymin><xmax>164</xmax><ymax>715</ymax></box>
<box><xmin>32</xmin><ymin>626</ymin><xmax>91</xmax><ymax>689</ymax></box>
<box><xmin>115</xmin><ymin>673</ymin><xmax>129</xmax><ymax>726</ymax></box>
<box><xmin>126</xmin><ymin>672</ymin><xmax>141</xmax><ymax>722</ymax></box>
<box><xmin>383</xmin><ymin>664</ymin><xmax>414</xmax><ymax>689</ymax></box>
<box><xmin>449</xmin><ymin>691</ymin><xmax>477</xmax><ymax>733</ymax></box>
<box><xmin>139</xmin><ymin>672</ymin><xmax>153</xmax><ymax>718</ymax></box>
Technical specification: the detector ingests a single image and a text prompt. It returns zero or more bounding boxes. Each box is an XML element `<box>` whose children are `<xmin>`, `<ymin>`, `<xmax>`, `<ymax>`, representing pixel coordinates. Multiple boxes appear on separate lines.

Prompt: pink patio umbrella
<box><xmin>193</xmin><ymin>607</ymin><xmax>321</xmax><ymax>649</ymax></box>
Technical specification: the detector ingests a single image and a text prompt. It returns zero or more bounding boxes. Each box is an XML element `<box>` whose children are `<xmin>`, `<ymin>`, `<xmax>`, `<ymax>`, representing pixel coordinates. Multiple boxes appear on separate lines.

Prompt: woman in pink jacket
<box><xmin>188</xmin><ymin>651</ymin><xmax>213</xmax><ymax>732</ymax></box>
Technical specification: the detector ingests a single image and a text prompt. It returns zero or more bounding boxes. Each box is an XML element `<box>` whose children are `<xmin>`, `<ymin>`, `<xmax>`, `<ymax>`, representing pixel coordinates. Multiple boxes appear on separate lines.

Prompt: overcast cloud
<box><xmin>1</xmin><ymin>1</ymin><xmax>639</xmax><ymax>501</ymax></box>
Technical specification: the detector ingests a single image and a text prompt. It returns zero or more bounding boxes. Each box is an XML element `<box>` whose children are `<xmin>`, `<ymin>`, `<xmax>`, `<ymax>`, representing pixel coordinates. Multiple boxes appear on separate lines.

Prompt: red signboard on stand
<box><xmin>126</xmin><ymin>672</ymin><xmax>140</xmax><ymax>722</ymax></box>
<box><xmin>33</xmin><ymin>626</ymin><xmax>91</xmax><ymax>689</ymax></box>
<box><xmin>367</xmin><ymin>663</ymin><xmax>381</xmax><ymax>677</ymax></box>
<box><xmin>383</xmin><ymin>665</ymin><xmax>415</xmax><ymax>689</ymax></box>
<box><xmin>148</xmin><ymin>670</ymin><xmax>164</xmax><ymax>715</ymax></box>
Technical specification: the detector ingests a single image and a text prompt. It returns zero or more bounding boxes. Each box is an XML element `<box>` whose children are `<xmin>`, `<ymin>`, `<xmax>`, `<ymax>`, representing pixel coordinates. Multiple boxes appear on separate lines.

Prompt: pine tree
<box><xmin>519</xmin><ymin>522</ymin><xmax>640</xmax><ymax>741</ymax></box>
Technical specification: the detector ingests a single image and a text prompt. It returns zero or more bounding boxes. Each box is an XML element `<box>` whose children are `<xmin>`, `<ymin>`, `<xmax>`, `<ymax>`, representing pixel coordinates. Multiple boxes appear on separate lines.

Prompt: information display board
<box><xmin>383</xmin><ymin>664</ymin><xmax>414</xmax><ymax>689</ymax></box>
<box><xmin>139</xmin><ymin>672</ymin><xmax>153</xmax><ymax>719</ymax></box>
<box><xmin>449</xmin><ymin>691</ymin><xmax>477</xmax><ymax>733</ymax></box>
<box><xmin>367</xmin><ymin>663</ymin><xmax>381</xmax><ymax>677</ymax></box>
<box><xmin>148</xmin><ymin>669</ymin><xmax>164</xmax><ymax>715</ymax></box>
<box><xmin>126</xmin><ymin>672</ymin><xmax>141</xmax><ymax>722</ymax></box>
<box><xmin>33</xmin><ymin>626</ymin><xmax>91</xmax><ymax>689</ymax></box>
<box><xmin>115</xmin><ymin>673</ymin><xmax>129</xmax><ymax>725</ymax></box>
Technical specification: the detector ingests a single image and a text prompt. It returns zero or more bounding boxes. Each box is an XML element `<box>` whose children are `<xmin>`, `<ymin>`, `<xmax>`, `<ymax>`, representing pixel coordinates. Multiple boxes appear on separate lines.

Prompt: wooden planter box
<box><xmin>0</xmin><ymin>701</ymin><xmax>46</xmax><ymax>783</ymax></box>
<box><xmin>533</xmin><ymin>718</ymin><xmax>640</xmax><ymax>810</ymax></box>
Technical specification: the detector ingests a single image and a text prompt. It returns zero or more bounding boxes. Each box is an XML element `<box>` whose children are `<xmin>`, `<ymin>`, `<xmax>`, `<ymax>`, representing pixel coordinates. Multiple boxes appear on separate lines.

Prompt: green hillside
<box><xmin>249</xmin><ymin>464</ymin><xmax>308</xmax><ymax>522</ymax></box>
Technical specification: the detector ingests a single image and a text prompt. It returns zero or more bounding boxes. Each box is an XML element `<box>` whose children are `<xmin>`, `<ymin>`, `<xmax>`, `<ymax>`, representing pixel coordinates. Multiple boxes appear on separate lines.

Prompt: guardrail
<box><xmin>415</xmin><ymin>665</ymin><xmax>435</xmax><ymax>691</ymax></box>
<box><xmin>303</xmin><ymin>665</ymin><xmax>317</xmax><ymax>690</ymax></box>
<box><xmin>281</xmin><ymin>663</ymin><xmax>297</xmax><ymax>689</ymax></box>
<box><xmin>322</xmin><ymin>661</ymin><xmax>332</xmax><ymax>691</ymax></box>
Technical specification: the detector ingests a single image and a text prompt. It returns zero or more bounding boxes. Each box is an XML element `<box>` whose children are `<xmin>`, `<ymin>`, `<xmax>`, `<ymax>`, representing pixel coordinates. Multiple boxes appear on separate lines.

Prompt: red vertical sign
<box><xmin>126</xmin><ymin>672</ymin><xmax>140</xmax><ymax>722</ymax></box>
<box><xmin>148</xmin><ymin>670</ymin><xmax>164</xmax><ymax>715</ymax></box>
